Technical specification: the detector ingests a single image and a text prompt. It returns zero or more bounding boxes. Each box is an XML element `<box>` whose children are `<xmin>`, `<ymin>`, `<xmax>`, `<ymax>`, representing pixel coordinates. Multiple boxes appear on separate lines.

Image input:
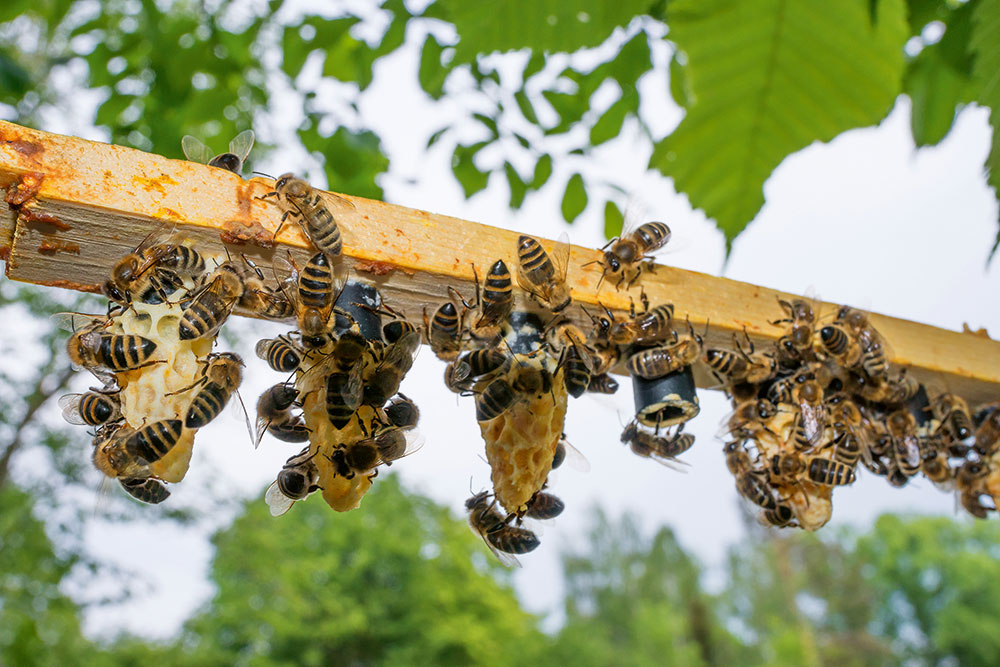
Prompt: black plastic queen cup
<box><xmin>631</xmin><ymin>364</ymin><xmax>700</xmax><ymax>429</ymax></box>
<box><xmin>905</xmin><ymin>382</ymin><xmax>932</xmax><ymax>427</ymax></box>
<box><xmin>333</xmin><ymin>280</ymin><xmax>382</xmax><ymax>342</ymax></box>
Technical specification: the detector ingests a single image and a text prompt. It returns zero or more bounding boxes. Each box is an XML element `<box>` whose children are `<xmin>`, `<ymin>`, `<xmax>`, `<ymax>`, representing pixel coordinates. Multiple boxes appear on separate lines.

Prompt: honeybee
<box><xmin>123</xmin><ymin>419</ymin><xmax>185</xmax><ymax>466</ymax></box>
<box><xmin>475</xmin><ymin>377</ymin><xmax>517</xmax><ymax>422</ymax></box>
<box><xmin>771</xmin><ymin>298</ymin><xmax>816</xmax><ymax>364</ymax></box>
<box><xmin>172</xmin><ymin>352</ymin><xmax>246</xmax><ymax>431</ymax></box>
<box><xmin>256</xmin><ymin>335</ymin><xmax>303</xmax><ymax>373</ymax></box>
<box><xmin>470</xmin><ymin>260</ymin><xmax>514</xmax><ymax>331</ymax></box>
<box><xmin>91</xmin><ymin>423</ymin><xmax>144</xmax><ymax>479</ymax></box>
<box><xmin>551</xmin><ymin>435</ymin><xmax>590</xmax><ymax>472</ymax></box>
<box><xmin>384</xmin><ymin>394</ymin><xmax>420</xmax><ymax>430</ymax></box>
<box><xmin>516</xmin><ymin>234</ymin><xmax>571</xmax><ymax>312</ymax></box>
<box><xmin>264</xmin><ymin>173</ymin><xmax>355</xmax><ymax>256</ymax></box>
<box><xmin>726</xmin><ymin>399</ymin><xmax>778</xmax><ymax>441</ymax></box>
<box><xmin>102</xmin><ymin>226</ymin><xmax>206</xmax><ymax>305</ymax></box>
<box><xmin>932</xmin><ymin>393</ymin><xmax>973</xmax><ymax>442</ymax></box>
<box><xmin>178</xmin><ymin>263</ymin><xmax>244</xmax><ymax>340</ymax></box>
<box><xmin>586</xmin><ymin>373</ymin><xmax>619</xmax><ymax>394</ymax></box>
<box><xmin>328</xmin><ymin>440</ymin><xmax>381</xmax><ymax>479</ymax></box>
<box><xmin>290</xmin><ymin>251</ymin><xmax>347</xmax><ymax>347</ymax></box>
<box><xmin>590</xmin><ymin>297</ymin><xmax>674</xmax><ymax>347</ymax></box>
<box><xmin>702</xmin><ymin>335</ymin><xmax>777</xmax><ymax>386</ymax></box>
<box><xmin>592</xmin><ymin>204</ymin><xmax>671</xmax><ymax>289</ymax></box>
<box><xmin>265</xmin><ymin>448</ymin><xmax>320</xmax><ymax>516</ymax></box>
<box><xmin>182</xmin><ymin>128</ymin><xmax>254</xmax><ymax>174</ymax></box>
<box><xmin>792</xmin><ymin>379</ymin><xmax>827</xmax><ymax>446</ymax></box>
<box><xmin>59</xmin><ymin>388</ymin><xmax>122</xmax><ymax>426</ymax></box>
<box><xmin>522</xmin><ymin>491</ymin><xmax>565</xmax><ymax>520</ymax></box>
<box><xmin>761</xmin><ymin>503</ymin><xmax>796</xmax><ymax>528</ymax></box>
<box><xmin>736</xmin><ymin>471</ymin><xmax>778</xmax><ymax>510</ymax></box>
<box><xmin>886</xmin><ymin>410</ymin><xmax>921</xmax><ymax>478</ymax></box>
<box><xmin>424</xmin><ymin>299</ymin><xmax>466</xmax><ymax>361</ymax></box>
<box><xmin>363</xmin><ymin>330</ymin><xmax>420</xmax><ymax>407</ymax></box>
<box><xmin>119</xmin><ymin>477</ymin><xmax>170</xmax><ymax>504</ymax></box>
<box><xmin>383</xmin><ymin>318</ymin><xmax>418</xmax><ymax>345</ymax></box>
<box><xmin>974</xmin><ymin>404</ymin><xmax>1000</xmax><ymax>457</ymax></box>
<box><xmin>67</xmin><ymin>323</ymin><xmax>159</xmax><ymax>373</ymax></box>
<box><xmin>326</xmin><ymin>367</ymin><xmax>363</xmax><ymax>430</ymax></box>
<box><xmin>447</xmin><ymin>347</ymin><xmax>507</xmax><ymax>394</ymax></box>
<box><xmin>561</xmin><ymin>344</ymin><xmax>593</xmax><ymax>398</ymax></box>
<box><xmin>847</xmin><ymin>369</ymin><xmax>918</xmax><ymax>405</ymax></box>
<box><xmin>806</xmin><ymin>457</ymin><xmax>855</xmax><ymax>486</ymax></box>
<box><xmin>625</xmin><ymin>321</ymin><xmax>703</xmax><ymax>380</ymax></box>
<box><xmin>816</xmin><ymin>323</ymin><xmax>861</xmax><ymax>368</ymax></box>
<box><xmin>620</xmin><ymin>421</ymin><xmax>694</xmax><ymax>468</ymax></box>
<box><xmin>920</xmin><ymin>445</ymin><xmax>953</xmax><ymax>486</ymax></box>
<box><xmin>955</xmin><ymin>460</ymin><xmax>993</xmax><ymax>518</ymax></box>
<box><xmin>238</xmin><ymin>256</ymin><xmax>295</xmax><ymax>320</ymax></box>
<box><xmin>836</xmin><ymin>306</ymin><xmax>889</xmax><ymax>380</ymax></box>
<box><xmin>255</xmin><ymin>383</ymin><xmax>304</xmax><ymax>448</ymax></box>
<box><xmin>466</xmin><ymin>491</ymin><xmax>540</xmax><ymax>566</ymax></box>
<box><xmin>769</xmin><ymin>452</ymin><xmax>806</xmax><ymax>481</ymax></box>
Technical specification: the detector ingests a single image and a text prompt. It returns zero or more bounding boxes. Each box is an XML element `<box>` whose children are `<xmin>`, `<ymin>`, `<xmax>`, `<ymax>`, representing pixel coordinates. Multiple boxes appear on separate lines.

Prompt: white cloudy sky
<box><xmin>12</xmin><ymin>11</ymin><xmax>1000</xmax><ymax>640</ymax></box>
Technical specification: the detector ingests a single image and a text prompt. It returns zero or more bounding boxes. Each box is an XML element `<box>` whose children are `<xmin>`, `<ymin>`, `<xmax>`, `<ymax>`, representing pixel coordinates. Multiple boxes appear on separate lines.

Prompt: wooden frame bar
<box><xmin>2</xmin><ymin>119</ymin><xmax>999</xmax><ymax>405</ymax></box>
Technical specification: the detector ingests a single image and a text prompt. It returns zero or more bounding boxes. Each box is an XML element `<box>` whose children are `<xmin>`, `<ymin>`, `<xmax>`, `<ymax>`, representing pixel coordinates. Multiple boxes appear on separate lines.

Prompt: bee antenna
<box><xmin>253</xmin><ymin>171</ymin><xmax>275</xmax><ymax>179</ymax></box>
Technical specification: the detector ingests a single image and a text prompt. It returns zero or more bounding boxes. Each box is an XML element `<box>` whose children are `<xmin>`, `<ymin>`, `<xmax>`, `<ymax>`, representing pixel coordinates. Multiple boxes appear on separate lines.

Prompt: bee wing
<box><xmin>229</xmin><ymin>389</ymin><xmax>256</xmax><ymax>448</ymax></box>
<box><xmin>264</xmin><ymin>480</ymin><xmax>295</xmax><ymax>517</ymax></box>
<box><xmin>401</xmin><ymin>430</ymin><xmax>425</xmax><ymax>458</ymax></box>
<box><xmin>646</xmin><ymin>453</ymin><xmax>691</xmax><ymax>473</ymax></box>
<box><xmin>324</xmin><ymin>191</ymin><xmax>358</xmax><ymax>217</ymax></box>
<box><xmin>450</xmin><ymin>359</ymin><xmax>472</xmax><ymax>383</ymax></box>
<box><xmin>559</xmin><ymin>438</ymin><xmax>591</xmax><ymax>473</ymax></box>
<box><xmin>272</xmin><ymin>251</ymin><xmax>299</xmax><ymax>286</ymax></box>
<box><xmin>381</xmin><ymin>330</ymin><xmax>421</xmax><ymax>374</ymax></box>
<box><xmin>619</xmin><ymin>195</ymin><xmax>648</xmax><ymax>239</ymax></box>
<box><xmin>566</xmin><ymin>328</ymin><xmax>595</xmax><ymax>373</ymax></box>
<box><xmin>515</xmin><ymin>263</ymin><xmax>547</xmax><ymax>301</ymax></box>
<box><xmin>551</xmin><ymin>231</ymin><xmax>571</xmax><ymax>282</ymax></box>
<box><xmin>58</xmin><ymin>393</ymin><xmax>87</xmax><ymax>425</ymax></box>
<box><xmin>473</xmin><ymin>528</ymin><xmax>521</xmax><ymax>568</ymax></box>
<box><xmin>181</xmin><ymin>135</ymin><xmax>213</xmax><ymax>164</ymax></box>
<box><xmin>253</xmin><ymin>413</ymin><xmax>271</xmax><ymax>450</ymax></box>
<box><xmin>92</xmin><ymin>475</ymin><xmax>115</xmax><ymax>518</ymax></box>
<box><xmin>51</xmin><ymin>312</ymin><xmax>103</xmax><ymax>333</ymax></box>
<box><xmin>227</xmin><ymin>129</ymin><xmax>255</xmax><ymax>163</ymax></box>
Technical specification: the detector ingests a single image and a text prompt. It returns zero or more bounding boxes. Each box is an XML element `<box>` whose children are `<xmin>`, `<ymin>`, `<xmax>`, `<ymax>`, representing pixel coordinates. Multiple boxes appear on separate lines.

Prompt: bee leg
<box><xmin>366</xmin><ymin>470</ymin><xmax>379</xmax><ymax>483</ymax></box>
<box><xmin>257</xmin><ymin>190</ymin><xmax>279</xmax><ymax>201</ymax></box>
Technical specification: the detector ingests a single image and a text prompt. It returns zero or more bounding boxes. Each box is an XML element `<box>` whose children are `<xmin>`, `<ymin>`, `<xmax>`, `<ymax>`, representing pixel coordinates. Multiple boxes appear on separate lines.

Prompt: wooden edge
<box><xmin>2</xmin><ymin>119</ymin><xmax>999</xmax><ymax>405</ymax></box>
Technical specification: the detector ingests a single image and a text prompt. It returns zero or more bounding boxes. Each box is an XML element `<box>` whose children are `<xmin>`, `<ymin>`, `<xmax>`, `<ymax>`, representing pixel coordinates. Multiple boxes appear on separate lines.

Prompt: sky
<box><xmin>8</xmin><ymin>9</ymin><xmax>1000</xmax><ymax>641</ymax></box>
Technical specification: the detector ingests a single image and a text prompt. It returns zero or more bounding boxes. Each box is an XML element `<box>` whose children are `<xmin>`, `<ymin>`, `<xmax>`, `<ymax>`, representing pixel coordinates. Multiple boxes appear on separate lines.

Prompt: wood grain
<box><xmin>2</xmin><ymin>119</ymin><xmax>999</xmax><ymax>405</ymax></box>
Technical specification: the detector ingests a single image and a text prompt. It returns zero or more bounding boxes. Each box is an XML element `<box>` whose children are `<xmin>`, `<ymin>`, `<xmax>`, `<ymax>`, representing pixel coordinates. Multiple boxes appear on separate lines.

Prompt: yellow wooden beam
<box><xmin>2</xmin><ymin>119</ymin><xmax>999</xmax><ymax>405</ymax></box>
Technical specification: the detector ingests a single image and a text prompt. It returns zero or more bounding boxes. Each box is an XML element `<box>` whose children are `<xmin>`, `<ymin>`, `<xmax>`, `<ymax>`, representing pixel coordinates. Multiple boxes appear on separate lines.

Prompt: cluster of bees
<box><xmin>706</xmin><ymin>298</ymin><xmax>1000</xmax><ymax>529</ymax></box>
<box><xmin>51</xmin><ymin>129</ymin><xmax>999</xmax><ymax>569</ymax></box>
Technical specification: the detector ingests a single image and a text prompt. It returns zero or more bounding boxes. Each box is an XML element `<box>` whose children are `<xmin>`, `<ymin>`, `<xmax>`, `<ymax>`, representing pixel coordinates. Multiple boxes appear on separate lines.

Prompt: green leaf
<box><xmin>607</xmin><ymin>31</ymin><xmax>652</xmax><ymax>90</ymax></box>
<box><xmin>0</xmin><ymin>0</ymin><xmax>31</xmax><ymax>22</ymax></box>
<box><xmin>651</xmin><ymin>0</ymin><xmax>908</xmax><ymax>248</ymax></box>
<box><xmin>971</xmin><ymin>0</ymin><xmax>1000</xmax><ymax>259</ymax></box>
<box><xmin>426</xmin><ymin>126</ymin><xmax>449</xmax><ymax>149</ymax></box>
<box><xmin>905</xmin><ymin>46</ymin><xmax>968</xmax><ymax>147</ymax></box>
<box><xmin>473</xmin><ymin>112</ymin><xmax>499</xmax><ymax>137</ymax></box>
<box><xmin>531</xmin><ymin>153</ymin><xmax>553</xmax><ymax>189</ymax></box>
<box><xmin>440</xmin><ymin>0</ymin><xmax>653</xmax><ymax>63</ymax></box>
<box><xmin>419</xmin><ymin>33</ymin><xmax>448</xmax><ymax>100</ymax></box>
<box><xmin>452</xmin><ymin>143</ymin><xmax>490</xmax><ymax>197</ymax></box>
<box><xmin>0</xmin><ymin>51</ymin><xmax>32</xmax><ymax>102</ymax></box>
<box><xmin>561</xmin><ymin>173</ymin><xmax>588</xmax><ymax>223</ymax></box>
<box><xmin>515</xmin><ymin>90</ymin><xmax>540</xmax><ymax>125</ymax></box>
<box><xmin>590</xmin><ymin>93</ymin><xmax>630</xmax><ymax>145</ymax></box>
<box><xmin>524</xmin><ymin>51</ymin><xmax>546</xmax><ymax>81</ymax></box>
<box><xmin>505</xmin><ymin>161</ymin><xmax>527</xmax><ymax>208</ymax></box>
<box><xmin>604</xmin><ymin>200</ymin><xmax>625</xmax><ymax>238</ymax></box>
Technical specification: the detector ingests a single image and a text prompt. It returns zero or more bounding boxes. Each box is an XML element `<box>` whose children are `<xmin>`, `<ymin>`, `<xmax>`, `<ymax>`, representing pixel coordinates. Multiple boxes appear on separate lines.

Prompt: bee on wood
<box><xmin>516</xmin><ymin>234</ymin><xmax>571</xmax><ymax>312</ymax></box>
<box><xmin>472</xmin><ymin>260</ymin><xmax>514</xmax><ymax>332</ymax></box>
<box><xmin>424</xmin><ymin>299</ymin><xmax>466</xmax><ymax>362</ymax></box>
<box><xmin>102</xmin><ymin>226</ymin><xmax>206</xmax><ymax>305</ymax></box>
<box><xmin>178</xmin><ymin>263</ymin><xmax>244</xmax><ymax>341</ymax></box>
<box><xmin>263</xmin><ymin>173</ymin><xmax>355</xmax><ymax>256</ymax></box>
<box><xmin>620</xmin><ymin>421</ymin><xmax>694</xmax><ymax>469</ymax></box>
<box><xmin>59</xmin><ymin>388</ymin><xmax>122</xmax><ymax>427</ymax></box>
<box><xmin>466</xmin><ymin>491</ymin><xmax>540</xmax><ymax>566</ymax></box>
<box><xmin>846</xmin><ymin>369</ymin><xmax>918</xmax><ymax>406</ymax></box>
<box><xmin>589</xmin><ymin>204</ymin><xmax>671</xmax><ymax>289</ymax></box>
<box><xmin>289</xmin><ymin>251</ymin><xmax>347</xmax><ymax>347</ymax></box>
<box><xmin>816</xmin><ymin>323</ymin><xmax>861</xmax><ymax>368</ymax></box>
<box><xmin>265</xmin><ymin>448</ymin><xmax>320</xmax><ymax>516</ymax></box>
<box><xmin>770</xmin><ymin>298</ymin><xmax>816</xmax><ymax>365</ymax></box>
<box><xmin>835</xmin><ymin>306</ymin><xmax>890</xmax><ymax>380</ymax></box>
<box><xmin>625</xmin><ymin>320</ymin><xmax>703</xmax><ymax>380</ymax></box>
<box><xmin>702</xmin><ymin>333</ymin><xmax>777</xmax><ymax>386</ymax></box>
<box><xmin>589</xmin><ymin>296</ymin><xmax>675</xmax><ymax>347</ymax></box>
<box><xmin>182</xmin><ymin>129</ymin><xmax>255</xmax><ymax>175</ymax></box>
<box><xmin>238</xmin><ymin>256</ymin><xmax>295</xmax><ymax>320</ymax></box>
<box><xmin>119</xmin><ymin>477</ymin><xmax>170</xmax><ymax>504</ymax></box>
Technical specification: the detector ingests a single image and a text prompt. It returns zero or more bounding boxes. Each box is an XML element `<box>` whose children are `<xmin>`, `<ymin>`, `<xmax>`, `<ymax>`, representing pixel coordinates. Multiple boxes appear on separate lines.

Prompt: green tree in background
<box><xmin>169</xmin><ymin>476</ymin><xmax>547</xmax><ymax>666</ymax></box>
